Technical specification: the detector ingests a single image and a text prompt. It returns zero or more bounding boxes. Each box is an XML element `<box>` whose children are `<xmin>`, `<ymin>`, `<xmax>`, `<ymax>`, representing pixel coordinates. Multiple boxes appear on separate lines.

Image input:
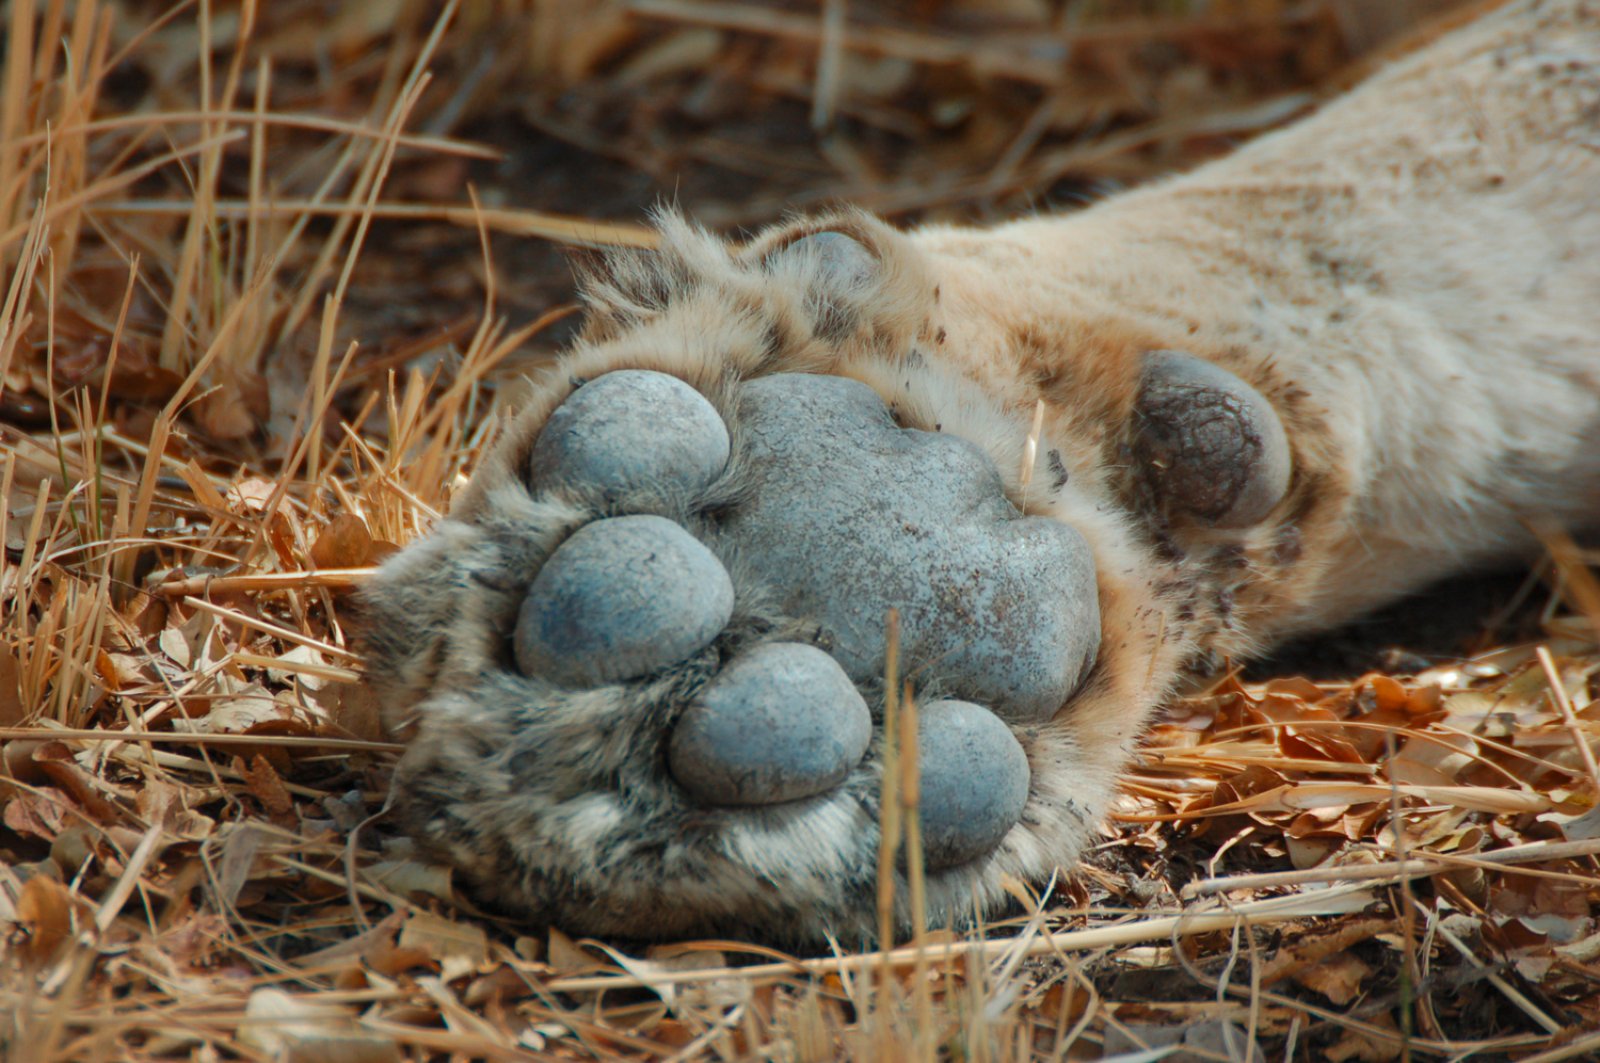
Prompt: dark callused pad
<box><xmin>514</xmin><ymin>515</ymin><xmax>733</xmax><ymax>686</ymax></box>
<box><xmin>529</xmin><ymin>370</ymin><xmax>730</xmax><ymax>501</ymax></box>
<box><xmin>721</xmin><ymin>373</ymin><xmax>1099</xmax><ymax>723</ymax></box>
<box><xmin>915</xmin><ymin>699</ymin><xmax>1030</xmax><ymax>870</ymax></box>
<box><xmin>1134</xmin><ymin>351</ymin><xmax>1291</xmax><ymax>528</ymax></box>
<box><xmin>668</xmin><ymin>642</ymin><xmax>872</xmax><ymax>806</ymax></box>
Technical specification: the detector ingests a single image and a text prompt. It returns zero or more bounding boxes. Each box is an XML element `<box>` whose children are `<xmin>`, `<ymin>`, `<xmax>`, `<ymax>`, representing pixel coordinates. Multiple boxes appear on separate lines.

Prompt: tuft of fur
<box><xmin>364</xmin><ymin>0</ymin><xmax>1600</xmax><ymax>944</ymax></box>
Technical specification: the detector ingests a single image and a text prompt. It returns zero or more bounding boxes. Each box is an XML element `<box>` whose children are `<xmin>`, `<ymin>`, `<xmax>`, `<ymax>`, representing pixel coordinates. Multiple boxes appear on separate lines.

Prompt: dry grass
<box><xmin>2</xmin><ymin>0</ymin><xmax>1598</xmax><ymax>1059</ymax></box>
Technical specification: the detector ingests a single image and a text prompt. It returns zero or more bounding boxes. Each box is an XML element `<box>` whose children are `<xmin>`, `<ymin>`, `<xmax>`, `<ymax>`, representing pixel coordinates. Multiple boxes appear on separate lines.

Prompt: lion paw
<box><xmin>365</xmin><ymin>361</ymin><xmax>1100</xmax><ymax>940</ymax></box>
<box><xmin>361</xmin><ymin>211</ymin><xmax>1309</xmax><ymax>943</ymax></box>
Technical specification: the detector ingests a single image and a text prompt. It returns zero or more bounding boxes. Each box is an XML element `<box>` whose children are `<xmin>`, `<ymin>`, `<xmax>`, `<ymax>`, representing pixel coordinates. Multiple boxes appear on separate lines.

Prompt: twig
<box><xmin>182</xmin><ymin>596</ymin><xmax>360</xmax><ymax>660</ymax></box>
<box><xmin>155</xmin><ymin>568</ymin><xmax>375</xmax><ymax>597</ymax></box>
<box><xmin>1183</xmin><ymin>836</ymin><xmax>1600</xmax><ymax>897</ymax></box>
<box><xmin>230</xmin><ymin>651</ymin><xmax>361</xmax><ymax>683</ymax></box>
<box><xmin>1517</xmin><ymin>1029</ymin><xmax>1600</xmax><ymax>1063</ymax></box>
<box><xmin>95</xmin><ymin>199</ymin><xmax>657</xmax><ymax>248</ymax></box>
<box><xmin>1536</xmin><ymin>645</ymin><xmax>1600</xmax><ymax>794</ymax></box>
<box><xmin>0</xmin><ymin>726</ymin><xmax>402</xmax><ymax>753</ymax></box>
<box><xmin>547</xmin><ymin>886</ymin><xmax>1376</xmax><ymax>993</ymax></box>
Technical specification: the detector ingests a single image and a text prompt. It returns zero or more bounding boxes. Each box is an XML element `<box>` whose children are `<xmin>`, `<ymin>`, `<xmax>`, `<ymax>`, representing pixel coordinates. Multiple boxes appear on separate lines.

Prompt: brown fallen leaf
<box><xmin>311</xmin><ymin>513</ymin><xmax>375</xmax><ymax>569</ymax></box>
<box><xmin>398</xmin><ymin>910</ymin><xmax>490</xmax><ymax>982</ymax></box>
<box><xmin>236</xmin><ymin>754</ymin><xmax>295</xmax><ymax>820</ymax></box>
<box><xmin>1291</xmin><ymin>948</ymin><xmax>1373</xmax><ymax>1005</ymax></box>
<box><xmin>15</xmin><ymin>874</ymin><xmax>82</xmax><ymax>964</ymax></box>
<box><xmin>4</xmin><ymin>788</ymin><xmax>76</xmax><ymax>841</ymax></box>
<box><xmin>1325</xmin><ymin>1010</ymin><xmax>1403</xmax><ymax>1063</ymax></box>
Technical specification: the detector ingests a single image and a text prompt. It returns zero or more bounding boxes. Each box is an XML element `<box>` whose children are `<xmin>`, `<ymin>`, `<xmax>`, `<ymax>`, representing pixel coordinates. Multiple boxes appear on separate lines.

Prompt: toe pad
<box><xmin>668</xmin><ymin>642</ymin><xmax>871</xmax><ymax>806</ymax></box>
<box><xmin>916</xmin><ymin>699</ymin><xmax>1030</xmax><ymax>870</ymax></box>
<box><xmin>515</xmin><ymin>514</ymin><xmax>734</xmax><ymax>686</ymax></box>
<box><xmin>529</xmin><ymin>370</ymin><xmax>730</xmax><ymax>501</ymax></box>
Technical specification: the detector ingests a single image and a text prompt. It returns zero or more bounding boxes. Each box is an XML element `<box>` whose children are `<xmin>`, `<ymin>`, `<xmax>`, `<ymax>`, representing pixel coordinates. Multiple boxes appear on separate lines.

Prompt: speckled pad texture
<box><xmin>362</xmin><ymin>367</ymin><xmax>1103</xmax><ymax>943</ymax></box>
<box><xmin>725</xmin><ymin>374</ymin><xmax>1098</xmax><ymax>722</ymax></box>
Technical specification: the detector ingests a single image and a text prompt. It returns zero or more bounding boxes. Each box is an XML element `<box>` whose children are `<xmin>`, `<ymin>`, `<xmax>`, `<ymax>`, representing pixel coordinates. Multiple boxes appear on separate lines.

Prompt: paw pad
<box><xmin>512</xmin><ymin>369</ymin><xmax>1086</xmax><ymax>852</ymax></box>
<box><xmin>668</xmin><ymin>642</ymin><xmax>871</xmax><ymax>805</ymax></box>
<box><xmin>514</xmin><ymin>514</ymin><xmax>734</xmax><ymax>686</ymax></box>
<box><xmin>529</xmin><ymin>369</ymin><xmax>731</xmax><ymax>500</ymax></box>
<box><xmin>726</xmin><ymin>373</ymin><xmax>1098</xmax><ymax>723</ymax></box>
<box><xmin>372</xmin><ymin>356</ymin><xmax>1106</xmax><ymax>940</ymax></box>
<box><xmin>915</xmin><ymin>699</ymin><xmax>1031</xmax><ymax>870</ymax></box>
<box><xmin>1135</xmin><ymin>350</ymin><xmax>1290</xmax><ymax>528</ymax></box>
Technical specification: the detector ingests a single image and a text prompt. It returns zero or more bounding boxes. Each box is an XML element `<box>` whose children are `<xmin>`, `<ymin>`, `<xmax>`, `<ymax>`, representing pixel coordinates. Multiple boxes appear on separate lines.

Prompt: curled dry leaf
<box><xmin>311</xmin><ymin>514</ymin><xmax>375</xmax><ymax>569</ymax></box>
<box><xmin>397</xmin><ymin>910</ymin><xmax>490</xmax><ymax>982</ymax></box>
<box><xmin>1542</xmin><ymin>803</ymin><xmax>1600</xmax><ymax>840</ymax></box>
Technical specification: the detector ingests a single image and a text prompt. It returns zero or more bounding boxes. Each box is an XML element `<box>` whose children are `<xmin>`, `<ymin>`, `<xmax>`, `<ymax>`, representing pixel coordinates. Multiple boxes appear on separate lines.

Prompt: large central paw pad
<box><xmin>725</xmin><ymin>374</ymin><xmax>1098</xmax><ymax>721</ymax></box>
<box><xmin>368</xmin><ymin>366</ymin><xmax>1102</xmax><ymax>940</ymax></box>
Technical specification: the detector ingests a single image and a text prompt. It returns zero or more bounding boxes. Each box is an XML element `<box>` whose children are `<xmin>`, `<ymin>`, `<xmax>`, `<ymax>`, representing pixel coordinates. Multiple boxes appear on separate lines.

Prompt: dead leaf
<box><xmin>227</xmin><ymin>477</ymin><xmax>277</xmax><ymax>514</ymax></box>
<box><xmin>1286</xmin><ymin>834</ymin><xmax>1339</xmax><ymax>869</ymax></box>
<box><xmin>15</xmin><ymin>874</ymin><xmax>80</xmax><ymax>963</ymax></box>
<box><xmin>2</xmin><ymin>738</ymin><xmax>51</xmax><ymax>786</ymax></box>
<box><xmin>159</xmin><ymin>608</ymin><xmax>216</xmax><ymax>671</ymax></box>
<box><xmin>203</xmin><ymin>684</ymin><xmax>287</xmax><ymax>732</ymax></box>
<box><xmin>364</xmin><ymin>858</ymin><xmax>455</xmax><ymax>904</ymax></box>
<box><xmin>1542</xmin><ymin>803</ymin><xmax>1600</xmax><ymax>841</ymax></box>
<box><xmin>311</xmin><ymin>514</ymin><xmax>374</xmax><ymax>569</ymax></box>
<box><xmin>267</xmin><ymin>510</ymin><xmax>298</xmax><ymax>568</ymax></box>
<box><xmin>32</xmin><ymin>744</ymin><xmax>123</xmax><ymax>823</ymax></box>
<box><xmin>547</xmin><ymin>926</ymin><xmax>600</xmax><ymax>975</ymax></box>
<box><xmin>1325</xmin><ymin>1010</ymin><xmax>1403</xmax><ymax>1063</ymax></box>
<box><xmin>4</xmin><ymin>789</ymin><xmax>75</xmax><ymax>841</ymax></box>
<box><xmin>236</xmin><ymin>755</ymin><xmax>294</xmax><ymax>819</ymax></box>
<box><xmin>1291</xmin><ymin>949</ymin><xmax>1372</xmax><ymax>1005</ymax></box>
<box><xmin>214</xmin><ymin>821</ymin><xmax>271</xmax><ymax>909</ymax></box>
<box><xmin>398</xmin><ymin>911</ymin><xmax>489</xmax><ymax>982</ymax></box>
<box><xmin>266</xmin><ymin>645</ymin><xmax>332</xmax><ymax>691</ymax></box>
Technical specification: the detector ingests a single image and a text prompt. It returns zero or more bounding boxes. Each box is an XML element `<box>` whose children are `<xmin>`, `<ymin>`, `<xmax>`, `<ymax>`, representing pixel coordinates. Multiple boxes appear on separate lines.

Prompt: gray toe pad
<box><xmin>668</xmin><ymin>642</ymin><xmax>871</xmax><ymax>805</ymax></box>
<box><xmin>529</xmin><ymin>369</ymin><xmax>731</xmax><ymax>502</ymax></box>
<box><xmin>515</xmin><ymin>514</ymin><xmax>734</xmax><ymax>686</ymax></box>
<box><xmin>915</xmin><ymin>699</ymin><xmax>1031</xmax><ymax>870</ymax></box>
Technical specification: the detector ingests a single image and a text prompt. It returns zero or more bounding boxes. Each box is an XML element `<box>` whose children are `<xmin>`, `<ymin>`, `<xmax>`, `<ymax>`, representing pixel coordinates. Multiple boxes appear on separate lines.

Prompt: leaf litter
<box><xmin>2</xmin><ymin>0</ymin><xmax>1597</xmax><ymax>1059</ymax></box>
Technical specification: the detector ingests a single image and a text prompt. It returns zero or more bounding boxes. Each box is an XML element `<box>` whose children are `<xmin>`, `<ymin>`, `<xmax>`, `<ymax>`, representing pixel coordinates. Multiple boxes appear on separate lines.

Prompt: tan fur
<box><xmin>371</xmin><ymin>0</ymin><xmax>1600</xmax><ymax>941</ymax></box>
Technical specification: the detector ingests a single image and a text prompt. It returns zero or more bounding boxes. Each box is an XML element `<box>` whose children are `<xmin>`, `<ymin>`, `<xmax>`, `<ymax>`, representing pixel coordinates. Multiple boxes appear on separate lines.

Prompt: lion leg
<box><xmin>905</xmin><ymin>0</ymin><xmax>1600</xmax><ymax>649</ymax></box>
